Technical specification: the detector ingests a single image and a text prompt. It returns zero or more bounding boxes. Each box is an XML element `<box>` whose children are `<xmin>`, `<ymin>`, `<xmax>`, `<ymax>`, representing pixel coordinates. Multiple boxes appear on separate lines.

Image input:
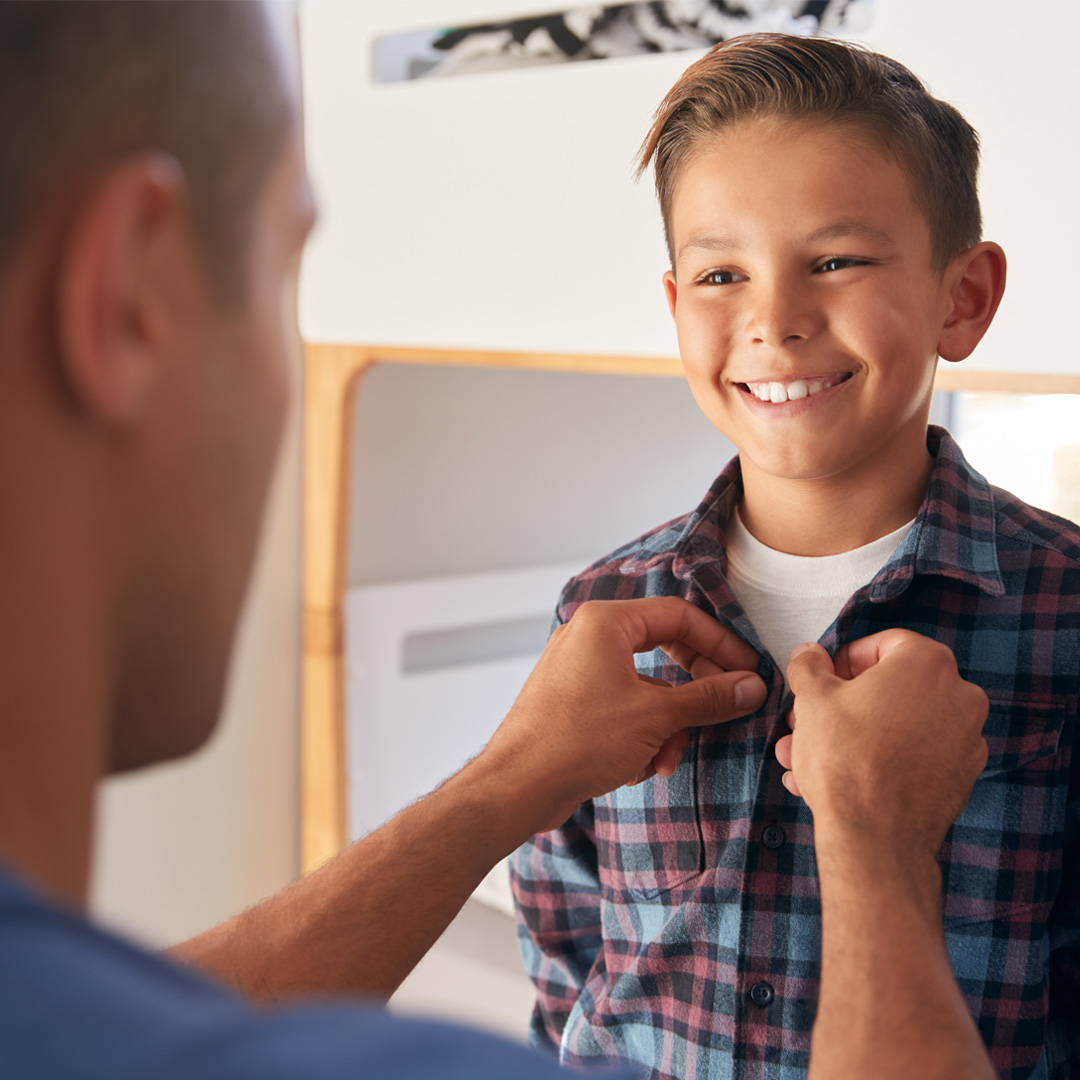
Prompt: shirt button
<box><xmin>761</xmin><ymin>825</ymin><xmax>785</xmax><ymax>850</ymax></box>
<box><xmin>750</xmin><ymin>981</ymin><xmax>775</xmax><ymax>1007</ymax></box>
<box><xmin>759</xmin><ymin>660</ymin><xmax>773</xmax><ymax>679</ymax></box>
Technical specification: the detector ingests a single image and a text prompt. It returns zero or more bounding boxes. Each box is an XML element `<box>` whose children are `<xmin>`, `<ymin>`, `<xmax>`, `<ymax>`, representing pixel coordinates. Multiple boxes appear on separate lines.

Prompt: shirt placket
<box><xmin>690</xmin><ymin>557</ymin><xmax>913</xmax><ymax>1078</ymax></box>
<box><xmin>685</xmin><ymin>562</ymin><xmax>802</xmax><ymax>1077</ymax></box>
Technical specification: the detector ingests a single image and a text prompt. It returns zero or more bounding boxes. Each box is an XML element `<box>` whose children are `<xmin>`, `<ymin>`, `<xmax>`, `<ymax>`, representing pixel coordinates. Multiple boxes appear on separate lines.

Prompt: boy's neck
<box><xmin>736</xmin><ymin>435</ymin><xmax>934</xmax><ymax>558</ymax></box>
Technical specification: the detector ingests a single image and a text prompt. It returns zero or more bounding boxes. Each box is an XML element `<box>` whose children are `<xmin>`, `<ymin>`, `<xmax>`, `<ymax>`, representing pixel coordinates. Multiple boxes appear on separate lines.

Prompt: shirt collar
<box><xmin>641</xmin><ymin>426</ymin><xmax>1005</xmax><ymax>600</ymax></box>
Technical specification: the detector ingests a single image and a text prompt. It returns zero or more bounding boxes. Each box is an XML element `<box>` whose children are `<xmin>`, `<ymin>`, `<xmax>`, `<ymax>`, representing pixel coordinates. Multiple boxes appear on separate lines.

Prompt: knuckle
<box><xmin>940</xmin><ymin>642</ymin><xmax>962</xmax><ymax>672</ymax></box>
<box><xmin>963</xmin><ymin>683</ymin><xmax>990</xmax><ymax>725</ymax></box>
<box><xmin>572</xmin><ymin>600</ymin><xmax>605</xmax><ymax>625</ymax></box>
<box><xmin>971</xmin><ymin>683</ymin><xmax>990</xmax><ymax>716</ymax></box>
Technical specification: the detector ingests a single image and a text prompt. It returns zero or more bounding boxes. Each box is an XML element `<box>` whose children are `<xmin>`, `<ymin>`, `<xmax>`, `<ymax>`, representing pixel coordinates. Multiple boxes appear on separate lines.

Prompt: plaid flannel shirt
<box><xmin>510</xmin><ymin>427</ymin><xmax>1080</xmax><ymax>1080</ymax></box>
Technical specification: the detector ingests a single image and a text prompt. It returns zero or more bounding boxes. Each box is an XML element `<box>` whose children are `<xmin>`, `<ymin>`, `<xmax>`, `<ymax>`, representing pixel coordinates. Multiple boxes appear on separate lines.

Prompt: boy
<box><xmin>510</xmin><ymin>33</ymin><xmax>1079</xmax><ymax>1080</ymax></box>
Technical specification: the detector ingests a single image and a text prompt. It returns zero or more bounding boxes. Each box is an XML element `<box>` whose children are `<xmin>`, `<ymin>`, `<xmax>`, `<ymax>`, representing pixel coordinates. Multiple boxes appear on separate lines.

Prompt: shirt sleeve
<box><xmin>1049</xmin><ymin>730</ymin><xmax>1080</xmax><ymax>1066</ymax></box>
<box><xmin>510</xmin><ymin>795</ymin><xmax>603</xmax><ymax>1056</ymax></box>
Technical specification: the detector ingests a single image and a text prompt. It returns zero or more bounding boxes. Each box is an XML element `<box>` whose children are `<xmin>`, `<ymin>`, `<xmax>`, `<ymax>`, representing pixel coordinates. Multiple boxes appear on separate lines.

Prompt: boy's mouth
<box><xmin>738</xmin><ymin>371</ymin><xmax>853</xmax><ymax>404</ymax></box>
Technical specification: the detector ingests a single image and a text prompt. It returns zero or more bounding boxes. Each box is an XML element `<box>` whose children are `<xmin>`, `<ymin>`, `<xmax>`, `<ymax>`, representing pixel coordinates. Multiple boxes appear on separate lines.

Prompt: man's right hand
<box><xmin>776</xmin><ymin>631</ymin><xmax>989</xmax><ymax>859</ymax></box>
<box><xmin>482</xmin><ymin>597</ymin><xmax>767</xmax><ymax>837</ymax></box>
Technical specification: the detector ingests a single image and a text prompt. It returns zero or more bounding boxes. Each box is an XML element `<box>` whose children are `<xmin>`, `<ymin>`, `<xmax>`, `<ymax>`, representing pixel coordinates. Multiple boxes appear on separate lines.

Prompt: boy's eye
<box><xmin>815</xmin><ymin>256</ymin><xmax>866</xmax><ymax>273</ymax></box>
<box><xmin>698</xmin><ymin>268</ymin><xmax>748</xmax><ymax>286</ymax></box>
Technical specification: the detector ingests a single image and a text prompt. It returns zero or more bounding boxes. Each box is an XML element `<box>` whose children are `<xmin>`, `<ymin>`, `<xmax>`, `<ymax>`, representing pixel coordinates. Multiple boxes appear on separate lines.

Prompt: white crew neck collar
<box><xmin>726</xmin><ymin>506</ymin><xmax>917</xmax><ymax>598</ymax></box>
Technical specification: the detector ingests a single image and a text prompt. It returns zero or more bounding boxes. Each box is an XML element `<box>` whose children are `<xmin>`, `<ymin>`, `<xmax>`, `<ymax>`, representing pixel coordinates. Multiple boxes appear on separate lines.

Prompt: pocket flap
<box><xmin>978</xmin><ymin>694</ymin><xmax>1071</xmax><ymax>777</ymax></box>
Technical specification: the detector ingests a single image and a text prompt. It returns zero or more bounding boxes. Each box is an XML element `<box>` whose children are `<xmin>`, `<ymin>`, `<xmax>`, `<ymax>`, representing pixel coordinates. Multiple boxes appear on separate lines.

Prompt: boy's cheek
<box><xmin>680</xmin><ymin>345</ymin><xmax>735</xmax><ymax>400</ymax></box>
<box><xmin>675</xmin><ymin>326</ymin><xmax>727</xmax><ymax>378</ymax></box>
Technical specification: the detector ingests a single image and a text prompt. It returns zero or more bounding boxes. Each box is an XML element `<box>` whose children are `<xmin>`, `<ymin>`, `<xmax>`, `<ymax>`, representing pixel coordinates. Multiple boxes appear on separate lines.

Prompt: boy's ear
<box><xmin>57</xmin><ymin>154</ymin><xmax>188</xmax><ymax>426</ymax></box>
<box><xmin>937</xmin><ymin>241</ymin><xmax>1007</xmax><ymax>363</ymax></box>
<box><xmin>662</xmin><ymin>270</ymin><xmax>678</xmax><ymax>319</ymax></box>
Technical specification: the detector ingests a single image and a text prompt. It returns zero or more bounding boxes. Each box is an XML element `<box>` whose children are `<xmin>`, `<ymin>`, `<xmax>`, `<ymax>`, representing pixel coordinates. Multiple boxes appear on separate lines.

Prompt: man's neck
<box><xmin>737</xmin><ymin>427</ymin><xmax>934</xmax><ymax>557</ymax></box>
<box><xmin>0</xmin><ymin>479</ymin><xmax>110</xmax><ymax>908</ymax></box>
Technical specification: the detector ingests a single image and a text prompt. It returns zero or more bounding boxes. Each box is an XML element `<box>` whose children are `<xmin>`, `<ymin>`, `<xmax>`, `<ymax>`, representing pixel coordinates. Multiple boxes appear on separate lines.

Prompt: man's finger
<box><xmin>661</xmin><ymin>670</ymin><xmax>767</xmax><ymax>732</ymax></box>
<box><xmin>669</xmin><ymin>654</ymin><xmax>728</xmax><ymax>682</ymax></box>
<box><xmin>653</xmin><ymin>729</ymin><xmax>691</xmax><ymax>777</ymax></box>
<box><xmin>833</xmin><ymin>628</ymin><xmax>925</xmax><ymax>680</ymax></box>
<box><xmin>660</xmin><ymin>643</ymin><xmax>732</xmax><ymax>678</ymax></box>
<box><xmin>576</xmin><ymin>597</ymin><xmax>759</xmax><ymax>674</ymax></box>
<box><xmin>775</xmin><ymin>732</ymin><xmax>793</xmax><ymax>770</ymax></box>
<box><xmin>786</xmin><ymin>642</ymin><xmax>837</xmax><ymax>696</ymax></box>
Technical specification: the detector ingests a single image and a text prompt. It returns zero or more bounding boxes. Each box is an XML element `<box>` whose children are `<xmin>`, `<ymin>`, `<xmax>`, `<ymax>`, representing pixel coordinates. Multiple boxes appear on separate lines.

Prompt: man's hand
<box><xmin>776</xmin><ymin>630</ymin><xmax>989</xmax><ymax>859</ymax></box>
<box><xmin>482</xmin><ymin>597</ymin><xmax>767</xmax><ymax>834</ymax></box>
<box><xmin>774</xmin><ymin>632</ymin><xmax>998</xmax><ymax>1080</ymax></box>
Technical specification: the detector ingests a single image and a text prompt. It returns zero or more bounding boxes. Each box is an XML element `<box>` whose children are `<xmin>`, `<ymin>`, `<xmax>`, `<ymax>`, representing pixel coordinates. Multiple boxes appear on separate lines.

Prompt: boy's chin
<box><xmin>741</xmin><ymin>446</ymin><xmax>850</xmax><ymax>484</ymax></box>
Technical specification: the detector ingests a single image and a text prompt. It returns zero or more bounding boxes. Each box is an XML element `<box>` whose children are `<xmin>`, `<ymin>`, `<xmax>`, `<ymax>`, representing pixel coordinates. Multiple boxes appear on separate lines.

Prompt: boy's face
<box><xmin>663</xmin><ymin>119</ymin><xmax>955</xmax><ymax>488</ymax></box>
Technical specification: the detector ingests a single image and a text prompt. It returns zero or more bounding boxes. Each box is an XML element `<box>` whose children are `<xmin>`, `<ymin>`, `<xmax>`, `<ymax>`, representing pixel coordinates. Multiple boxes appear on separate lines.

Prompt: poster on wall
<box><xmin>373</xmin><ymin>0</ymin><xmax>876</xmax><ymax>82</ymax></box>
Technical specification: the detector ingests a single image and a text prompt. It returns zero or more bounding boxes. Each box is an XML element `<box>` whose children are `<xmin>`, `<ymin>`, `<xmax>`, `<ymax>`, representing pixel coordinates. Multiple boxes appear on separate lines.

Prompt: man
<box><xmin>0</xmin><ymin>3</ymin><xmax>999</xmax><ymax>1077</ymax></box>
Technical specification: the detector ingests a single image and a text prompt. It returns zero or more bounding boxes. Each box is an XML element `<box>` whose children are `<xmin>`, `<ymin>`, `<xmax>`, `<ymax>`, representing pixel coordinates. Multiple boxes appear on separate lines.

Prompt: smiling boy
<box><xmin>511</xmin><ymin>34</ymin><xmax>1079</xmax><ymax>1080</ymax></box>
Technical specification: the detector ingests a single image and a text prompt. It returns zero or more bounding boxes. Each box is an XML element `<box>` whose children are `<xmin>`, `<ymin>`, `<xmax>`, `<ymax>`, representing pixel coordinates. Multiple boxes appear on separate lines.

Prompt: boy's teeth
<box><xmin>747</xmin><ymin>375</ymin><xmax>841</xmax><ymax>403</ymax></box>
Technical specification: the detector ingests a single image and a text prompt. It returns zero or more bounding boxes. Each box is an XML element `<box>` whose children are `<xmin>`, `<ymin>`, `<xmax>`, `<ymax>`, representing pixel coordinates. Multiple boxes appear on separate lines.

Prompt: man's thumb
<box><xmin>666</xmin><ymin>671</ymin><xmax>767</xmax><ymax>729</ymax></box>
<box><xmin>786</xmin><ymin>642</ymin><xmax>835</xmax><ymax>695</ymax></box>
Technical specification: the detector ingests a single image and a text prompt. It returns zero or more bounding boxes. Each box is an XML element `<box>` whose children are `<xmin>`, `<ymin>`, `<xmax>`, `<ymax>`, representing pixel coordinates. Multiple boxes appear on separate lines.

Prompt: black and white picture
<box><xmin>374</xmin><ymin>1</ymin><xmax>876</xmax><ymax>82</ymax></box>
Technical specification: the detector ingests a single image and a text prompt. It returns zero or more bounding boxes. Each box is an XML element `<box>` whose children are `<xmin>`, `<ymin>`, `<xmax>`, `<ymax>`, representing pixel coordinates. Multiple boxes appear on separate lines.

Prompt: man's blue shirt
<box><xmin>0</xmin><ymin>861</ymin><xmax>615</xmax><ymax>1078</ymax></box>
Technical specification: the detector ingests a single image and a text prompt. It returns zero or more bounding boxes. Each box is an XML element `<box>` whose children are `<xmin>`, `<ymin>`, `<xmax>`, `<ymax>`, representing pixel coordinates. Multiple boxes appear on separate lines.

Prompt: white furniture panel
<box><xmin>345</xmin><ymin>562</ymin><xmax>583</xmax><ymax>912</ymax></box>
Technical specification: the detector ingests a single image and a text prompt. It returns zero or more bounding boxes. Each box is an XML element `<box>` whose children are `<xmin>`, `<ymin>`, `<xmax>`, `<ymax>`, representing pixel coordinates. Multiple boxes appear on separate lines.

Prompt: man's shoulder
<box><xmin>0</xmin><ymin>869</ymin><xmax>247</xmax><ymax>1076</ymax></box>
<box><xmin>206</xmin><ymin>1009</ymin><xmax>581</xmax><ymax>1080</ymax></box>
<box><xmin>556</xmin><ymin>511</ymin><xmax>696</xmax><ymax>620</ymax></box>
<box><xmin>0</xmin><ymin>871</ymin><xmax>578</xmax><ymax>1080</ymax></box>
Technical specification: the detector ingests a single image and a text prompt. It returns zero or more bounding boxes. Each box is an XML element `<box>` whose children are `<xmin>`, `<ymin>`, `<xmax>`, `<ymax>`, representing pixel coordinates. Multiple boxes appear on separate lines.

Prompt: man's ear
<box><xmin>663</xmin><ymin>269</ymin><xmax>678</xmax><ymax>319</ymax></box>
<box><xmin>57</xmin><ymin>155</ymin><xmax>188</xmax><ymax>425</ymax></box>
<box><xmin>937</xmin><ymin>241</ymin><xmax>1007</xmax><ymax>363</ymax></box>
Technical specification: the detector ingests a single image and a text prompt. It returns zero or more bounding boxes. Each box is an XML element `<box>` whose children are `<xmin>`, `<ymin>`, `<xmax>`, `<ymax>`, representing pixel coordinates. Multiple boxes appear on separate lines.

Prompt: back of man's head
<box><xmin>0</xmin><ymin>0</ymin><xmax>293</xmax><ymax>304</ymax></box>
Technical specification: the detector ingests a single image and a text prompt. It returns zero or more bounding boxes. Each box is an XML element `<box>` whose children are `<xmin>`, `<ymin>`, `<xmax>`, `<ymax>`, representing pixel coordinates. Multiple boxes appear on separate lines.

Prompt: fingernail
<box><xmin>734</xmin><ymin>674</ymin><xmax>767</xmax><ymax>710</ymax></box>
<box><xmin>780</xmin><ymin>771</ymin><xmax>793</xmax><ymax>794</ymax></box>
<box><xmin>788</xmin><ymin>642</ymin><xmax>816</xmax><ymax>663</ymax></box>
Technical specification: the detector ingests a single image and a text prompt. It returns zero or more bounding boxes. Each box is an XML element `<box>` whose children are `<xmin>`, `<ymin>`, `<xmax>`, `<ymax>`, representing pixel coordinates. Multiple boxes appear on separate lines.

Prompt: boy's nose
<box><xmin>744</xmin><ymin>282</ymin><xmax>821</xmax><ymax>347</ymax></box>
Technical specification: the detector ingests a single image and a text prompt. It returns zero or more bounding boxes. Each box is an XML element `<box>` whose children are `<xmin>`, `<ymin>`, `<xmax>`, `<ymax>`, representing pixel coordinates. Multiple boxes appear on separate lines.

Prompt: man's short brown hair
<box><xmin>0</xmin><ymin>1</ymin><xmax>293</xmax><ymax>304</ymax></box>
<box><xmin>638</xmin><ymin>33</ymin><xmax>981</xmax><ymax>272</ymax></box>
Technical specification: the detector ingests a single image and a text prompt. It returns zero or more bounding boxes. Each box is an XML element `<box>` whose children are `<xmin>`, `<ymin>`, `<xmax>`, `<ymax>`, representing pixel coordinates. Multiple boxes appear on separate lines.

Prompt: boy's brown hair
<box><xmin>638</xmin><ymin>33</ymin><xmax>981</xmax><ymax>272</ymax></box>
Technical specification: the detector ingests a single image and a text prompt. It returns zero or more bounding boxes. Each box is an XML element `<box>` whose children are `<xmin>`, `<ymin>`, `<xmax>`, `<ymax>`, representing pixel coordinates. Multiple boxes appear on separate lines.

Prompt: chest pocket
<box><xmin>593</xmin><ymin>740</ymin><xmax>703</xmax><ymax>902</ymax></box>
<box><xmin>940</xmin><ymin>694</ymin><xmax>1072</xmax><ymax>929</ymax></box>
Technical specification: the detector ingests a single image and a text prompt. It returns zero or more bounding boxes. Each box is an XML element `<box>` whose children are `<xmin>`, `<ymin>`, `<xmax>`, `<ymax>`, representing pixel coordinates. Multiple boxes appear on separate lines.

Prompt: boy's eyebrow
<box><xmin>676</xmin><ymin>234</ymin><xmax>742</xmax><ymax>262</ymax></box>
<box><xmin>677</xmin><ymin>221</ymin><xmax>897</xmax><ymax>263</ymax></box>
<box><xmin>803</xmin><ymin>221</ymin><xmax>897</xmax><ymax>247</ymax></box>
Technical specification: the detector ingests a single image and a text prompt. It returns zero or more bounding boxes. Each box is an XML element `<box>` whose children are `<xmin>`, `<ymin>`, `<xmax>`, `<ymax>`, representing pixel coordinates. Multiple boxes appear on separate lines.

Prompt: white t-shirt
<box><xmin>725</xmin><ymin>507</ymin><xmax>916</xmax><ymax>675</ymax></box>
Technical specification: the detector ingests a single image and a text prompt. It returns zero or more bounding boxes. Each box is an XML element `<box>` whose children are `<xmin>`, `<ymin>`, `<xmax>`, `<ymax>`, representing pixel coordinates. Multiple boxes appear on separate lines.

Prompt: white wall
<box><xmin>300</xmin><ymin>0</ymin><xmax>1080</xmax><ymax>376</ymax></box>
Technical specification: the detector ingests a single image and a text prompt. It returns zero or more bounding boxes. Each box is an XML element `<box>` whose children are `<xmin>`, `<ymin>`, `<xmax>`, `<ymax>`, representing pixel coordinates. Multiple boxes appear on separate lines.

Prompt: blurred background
<box><xmin>89</xmin><ymin>0</ymin><xmax>1080</xmax><ymax>1044</ymax></box>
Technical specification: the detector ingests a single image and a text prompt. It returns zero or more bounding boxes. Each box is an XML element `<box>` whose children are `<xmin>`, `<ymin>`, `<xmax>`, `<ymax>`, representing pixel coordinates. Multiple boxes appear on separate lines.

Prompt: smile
<box><xmin>739</xmin><ymin>372</ymin><xmax>852</xmax><ymax>404</ymax></box>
